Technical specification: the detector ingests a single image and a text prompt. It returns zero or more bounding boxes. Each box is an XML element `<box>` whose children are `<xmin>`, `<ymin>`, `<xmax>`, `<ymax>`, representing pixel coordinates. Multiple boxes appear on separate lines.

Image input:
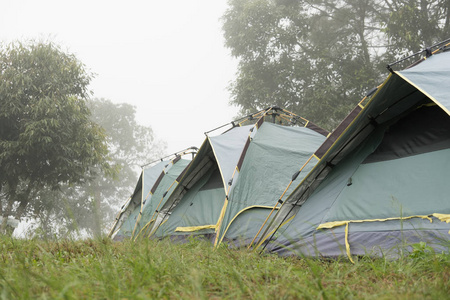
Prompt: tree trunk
<box><xmin>0</xmin><ymin>200</ymin><xmax>15</xmax><ymax>236</ymax></box>
<box><xmin>92</xmin><ymin>186</ymin><xmax>103</xmax><ymax>239</ymax></box>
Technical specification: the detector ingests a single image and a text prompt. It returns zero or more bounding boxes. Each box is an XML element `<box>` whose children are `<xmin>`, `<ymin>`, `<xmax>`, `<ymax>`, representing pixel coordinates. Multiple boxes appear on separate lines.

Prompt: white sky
<box><xmin>1</xmin><ymin>0</ymin><xmax>239</xmax><ymax>155</ymax></box>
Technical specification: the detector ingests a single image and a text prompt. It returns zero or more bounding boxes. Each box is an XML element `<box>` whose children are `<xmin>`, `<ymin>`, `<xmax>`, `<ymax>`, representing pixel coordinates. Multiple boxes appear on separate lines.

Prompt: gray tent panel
<box><xmin>260</xmin><ymin>50</ymin><xmax>450</xmax><ymax>259</ymax></box>
<box><xmin>209</xmin><ymin>125</ymin><xmax>253</xmax><ymax>189</ymax></box>
<box><xmin>398</xmin><ymin>51</ymin><xmax>450</xmax><ymax>113</ymax></box>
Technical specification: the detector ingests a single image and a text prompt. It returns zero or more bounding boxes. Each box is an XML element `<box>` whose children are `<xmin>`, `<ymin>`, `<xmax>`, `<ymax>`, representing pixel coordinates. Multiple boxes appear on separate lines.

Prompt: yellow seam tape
<box><xmin>344</xmin><ymin>222</ymin><xmax>354</xmax><ymax>263</ymax></box>
<box><xmin>317</xmin><ymin>214</ymin><xmax>450</xmax><ymax>263</ymax></box>
<box><xmin>317</xmin><ymin>215</ymin><xmax>434</xmax><ymax>230</ymax></box>
<box><xmin>175</xmin><ymin>224</ymin><xmax>217</xmax><ymax>232</ymax></box>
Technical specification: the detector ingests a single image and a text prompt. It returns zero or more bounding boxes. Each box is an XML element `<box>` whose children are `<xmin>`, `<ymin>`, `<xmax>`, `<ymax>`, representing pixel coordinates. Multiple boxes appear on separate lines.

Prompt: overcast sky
<box><xmin>1</xmin><ymin>0</ymin><xmax>239</xmax><ymax>155</ymax></box>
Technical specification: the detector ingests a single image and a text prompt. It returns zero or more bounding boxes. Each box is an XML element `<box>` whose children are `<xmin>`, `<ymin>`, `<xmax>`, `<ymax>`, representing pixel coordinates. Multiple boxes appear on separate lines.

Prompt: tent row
<box><xmin>109</xmin><ymin>108</ymin><xmax>329</xmax><ymax>245</ymax></box>
<box><xmin>110</xmin><ymin>42</ymin><xmax>450</xmax><ymax>259</ymax></box>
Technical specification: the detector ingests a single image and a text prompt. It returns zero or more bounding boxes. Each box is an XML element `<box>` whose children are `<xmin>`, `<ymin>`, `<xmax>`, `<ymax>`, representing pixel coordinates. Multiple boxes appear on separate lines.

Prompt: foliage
<box><xmin>222</xmin><ymin>0</ymin><xmax>449</xmax><ymax>130</ymax></box>
<box><xmin>0</xmin><ymin>41</ymin><xmax>111</xmax><ymax>233</ymax></box>
<box><xmin>28</xmin><ymin>99</ymin><xmax>167</xmax><ymax>238</ymax></box>
<box><xmin>0</xmin><ymin>236</ymin><xmax>449</xmax><ymax>299</ymax></box>
<box><xmin>383</xmin><ymin>0</ymin><xmax>450</xmax><ymax>57</ymax></box>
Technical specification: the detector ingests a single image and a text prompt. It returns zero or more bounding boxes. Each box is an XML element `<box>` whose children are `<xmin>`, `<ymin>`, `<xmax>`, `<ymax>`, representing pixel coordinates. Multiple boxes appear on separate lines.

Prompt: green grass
<box><xmin>0</xmin><ymin>236</ymin><xmax>449</xmax><ymax>299</ymax></box>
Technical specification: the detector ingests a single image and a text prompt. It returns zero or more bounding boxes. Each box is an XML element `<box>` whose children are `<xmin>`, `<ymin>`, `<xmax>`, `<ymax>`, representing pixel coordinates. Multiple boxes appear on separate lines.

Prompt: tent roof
<box><xmin>148</xmin><ymin>107</ymin><xmax>329</xmax><ymax>238</ymax></box>
<box><xmin>397</xmin><ymin>51</ymin><xmax>450</xmax><ymax>114</ymax></box>
<box><xmin>256</xmin><ymin>49</ymin><xmax>450</xmax><ymax>250</ymax></box>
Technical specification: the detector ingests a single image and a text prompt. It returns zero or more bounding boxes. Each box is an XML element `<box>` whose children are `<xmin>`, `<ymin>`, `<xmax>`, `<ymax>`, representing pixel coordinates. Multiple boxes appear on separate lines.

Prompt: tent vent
<box><xmin>228</xmin><ymin>179</ymin><xmax>233</xmax><ymax>186</ymax></box>
<box><xmin>163</xmin><ymin>191</ymin><xmax>168</xmax><ymax>197</ymax></box>
<box><xmin>278</xmin><ymin>199</ymin><xmax>284</xmax><ymax>204</ymax></box>
<box><xmin>143</xmin><ymin>200</ymin><xmax>146</xmax><ymax>205</ymax></box>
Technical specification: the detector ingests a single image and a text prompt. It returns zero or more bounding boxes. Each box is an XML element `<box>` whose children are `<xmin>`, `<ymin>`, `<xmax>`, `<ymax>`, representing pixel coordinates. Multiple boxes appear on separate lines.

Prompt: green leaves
<box><xmin>222</xmin><ymin>0</ymin><xmax>449</xmax><ymax>130</ymax></box>
<box><xmin>0</xmin><ymin>41</ymin><xmax>110</xmax><ymax>225</ymax></box>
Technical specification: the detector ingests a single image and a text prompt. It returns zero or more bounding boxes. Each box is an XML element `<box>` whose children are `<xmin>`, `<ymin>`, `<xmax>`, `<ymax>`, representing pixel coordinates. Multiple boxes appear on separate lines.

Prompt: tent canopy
<box><xmin>108</xmin><ymin>148</ymin><xmax>197</xmax><ymax>240</ymax></box>
<box><xmin>147</xmin><ymin>107</ymin><xmax>328</xmax><ymax>246</ymax></box>
<box><xmin>256</xmin><ymin>49</ymin><xmax>450</xmax><ymax>259</ymax></box>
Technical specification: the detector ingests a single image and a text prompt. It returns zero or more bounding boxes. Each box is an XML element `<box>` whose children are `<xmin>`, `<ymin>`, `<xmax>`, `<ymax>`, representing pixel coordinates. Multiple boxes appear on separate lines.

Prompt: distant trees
<box><xmin>30</xmin><ymin>99</ymin><xmax>167</xmax><ymax>238</ymax></box>
<box><xmin>222</xmin><ymin>0</ymin><xmax>449</xmax><ymax>130</ymax></box>
<box><xmin>0</xmin><ymin>41</ymin><xmax>166</xmax><ymax>237</ymax></box>
<box><xmin>0</xmin><ymin>41</ymin><xmax>111</xmax><ymax>235</ymax></box>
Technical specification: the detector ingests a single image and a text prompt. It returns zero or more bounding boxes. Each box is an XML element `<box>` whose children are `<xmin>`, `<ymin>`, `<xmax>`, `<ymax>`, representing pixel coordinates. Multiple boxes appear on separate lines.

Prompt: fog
<box><xmin>1</xmin><ymin>0</ymin><xmax>239</xmax><ymax>154</ymax></box>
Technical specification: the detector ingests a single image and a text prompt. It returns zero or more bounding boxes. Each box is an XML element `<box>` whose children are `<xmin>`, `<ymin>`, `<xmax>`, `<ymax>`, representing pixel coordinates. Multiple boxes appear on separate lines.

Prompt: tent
<box><xmin>254</xmin><ymin>44</ymin><xmax>450</xmax><ymax>260</ymax></box>
<box><xmin>108</xmin><ymin>148</ymin><xmax>196</xmax><ymax>241</ymax></box>
<box><xmin>147</xmin><ymin>107</ymin><xmax>328</xmax><ymax>247</ymax></box>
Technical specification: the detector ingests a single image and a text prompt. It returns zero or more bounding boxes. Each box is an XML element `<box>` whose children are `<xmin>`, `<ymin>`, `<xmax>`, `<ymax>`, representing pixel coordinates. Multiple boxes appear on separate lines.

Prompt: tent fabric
<box><xmin>209</xmin><ymin>125</ymin><xmax>254</xmax><ymax>190</ymax></box>
<box><xmin>109</xmin><ymin>158</ymin><xmax>191</xmax><ymax>240</ymax></box>
<box><xmin>155</xmin><ymin>167</ymin><xmax>225</xmax><ymax>237</ymax></box>
<box><xmin>397</xmin><ymin>51</ymin><xmax>450</xmax><ymax>114</ymax></box>
<box><xmin>149</xmin><ymin>126</ymin><xmax>254</xmax><ymax>237</ymax></box>
<box><xmin>259</xmin><ymin>50</ymin><xmax>450</xmax><ymax>259</ymax></box>
<box><xmin>149</xmin><ymin>120</ymin><xmax>327</xmax><ymax>246</ymax></box>
<box><xmin>133</xmin><ymin>159</ymin><xmax>191</xmax><ymax>238</ymax></box>
<box><xmin>109</xmin><ymin>160</ymin><xmax>168</xmax><ymax>240</ymax></box>
<box><xmin>218</xmin><ymin>124</ymin><xmax>326</xmax><ymax>244</ymax></box>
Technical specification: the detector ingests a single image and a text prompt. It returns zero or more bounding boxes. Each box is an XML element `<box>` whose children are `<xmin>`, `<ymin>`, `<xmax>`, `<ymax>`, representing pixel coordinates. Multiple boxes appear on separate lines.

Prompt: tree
<box><xmin>383</xmin><ymin>0</ymin><xmax>450</xmax><ymax>58</ymax></box>
<box><xmin>28</xmin><ymin>99</ymin><xmax>167</xmax><ymax>238</ymax></box>
<box><xmin>0</xmin><ymin>41</ymin><xmax>112</xmax><ymax>234</ymax></box>
<box><xmin>222</xmin><ymin>0</ymin><xmax>449</xmax><ymax>130</ymax></box>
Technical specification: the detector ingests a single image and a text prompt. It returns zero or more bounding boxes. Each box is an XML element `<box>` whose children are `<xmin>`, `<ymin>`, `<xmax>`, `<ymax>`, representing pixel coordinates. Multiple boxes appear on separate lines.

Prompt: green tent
<box><xmin>147</xmin><ymin>108</ymin><xmax>328</xmax><ymax>246</ymax></box>
<box><xmin>255</xmin><ymin>46</ymin><xmax>450</xmax><ymax>260</ymax></box>
<box><xmin>108</xmin><ymin>148</ymin><xmax>196</xmax><ymax>240</ymax></box>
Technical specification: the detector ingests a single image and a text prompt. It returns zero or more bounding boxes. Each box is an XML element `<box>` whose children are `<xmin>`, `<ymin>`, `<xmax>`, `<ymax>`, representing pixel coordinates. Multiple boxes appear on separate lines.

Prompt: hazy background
<box><xmin>1</xmin><ymin>0</ymin><xmax>239</xmax><ymax>155</ymax></box>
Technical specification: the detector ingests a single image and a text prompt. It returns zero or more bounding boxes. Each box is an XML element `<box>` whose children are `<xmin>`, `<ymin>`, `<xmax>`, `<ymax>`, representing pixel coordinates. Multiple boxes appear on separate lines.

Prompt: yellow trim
<box><xmin>434</xmin><ymin>213</ymin><xmax>450</xmax><ymax>223</ymax></box>
<box><xmin>133</xmin><ymin>219</ymin><xmax>155</xmax><ymax>241</ymax></box>
<box><xmin>313</xmin><ymin>154</ymin><xmax>320</xmax><ymax>160</ymax></box>
<box><xmin>217</xmin><ymin>205</ymin><xmax>281</xmax><ymax>246</ymax></box>
<box><xmin>317</xmin><ymin>214</ymin><xmax>450</xmax><ymax>263</ymax></box>
<box><xmin>213</xmin><ymin>112</ymin><xmax>269</xmax><ymax>247</ymax></box>
<box><xmin>358</xmin><ymin>103</ymin><xmax>364</xmax><ymax>109</ymax></box>
<box><xmin>344</xmin><ymin>223</ymin><xmax>354</xmax><ymax>263</ymax></box>
<box><xmin>304</xmin><ymin>120</ymin><xmax>309</xmax><ymax>127</ymax></box>
<box><xmin>433</xmin><ymin>213</ymin><xmax>450</xmax><ymax>234</ymax></box>
<box><xmin>248</xmin><ymin>154</ymin><xmax>316</xmax><ymax>249</ymax></box>
<box><xmin>254</xmin><ymin>215</ymin><xmax>296</xmax><ymax>250</ymax></box>
<box><xmin>317</xmin><ymin>215</ymin><xmax>433</xmax><ymax>230</ymax></box>
<box><xmin>146</xmin><ymin>180</ymin><xmax>180</xmax><ymax>237</ymax></box>
<box><xmin>175</xmin><ymin>224</ymin><xmax>217</xmax><ymax>232</ymax></box>
<box><xmin>148</xmin><ymin>218</ymin><xmax>169</xmax><ymax>237</ymax></box>
<box><xmin>395</xmin><ymin>71</ymin><xmax>450</xmax><ymax>116</ymax></box>
<box><xmin>213</xmin><ymin>196</ymin><xmax>229</xmax><ymax>247</ymax></box>
<box><xmin>314</xmin><ymin>75</ymin><xmax>391</xmax><ymax>171</ymax></box>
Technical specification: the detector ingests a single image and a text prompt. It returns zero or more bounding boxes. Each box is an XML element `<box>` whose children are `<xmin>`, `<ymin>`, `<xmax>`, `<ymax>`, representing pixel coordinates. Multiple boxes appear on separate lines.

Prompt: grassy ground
<box><xmin>0</xmin><ymin>236</ymin><xmax>449</xmax><ymax>299</ymax></box>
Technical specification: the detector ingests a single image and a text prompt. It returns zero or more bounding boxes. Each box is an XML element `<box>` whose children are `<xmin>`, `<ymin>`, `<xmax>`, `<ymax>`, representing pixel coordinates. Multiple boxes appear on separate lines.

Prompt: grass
<box><xmin>0</xmin><ymin>236</ymin><xmax>449</xmax><ymax>299</ymax></box>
